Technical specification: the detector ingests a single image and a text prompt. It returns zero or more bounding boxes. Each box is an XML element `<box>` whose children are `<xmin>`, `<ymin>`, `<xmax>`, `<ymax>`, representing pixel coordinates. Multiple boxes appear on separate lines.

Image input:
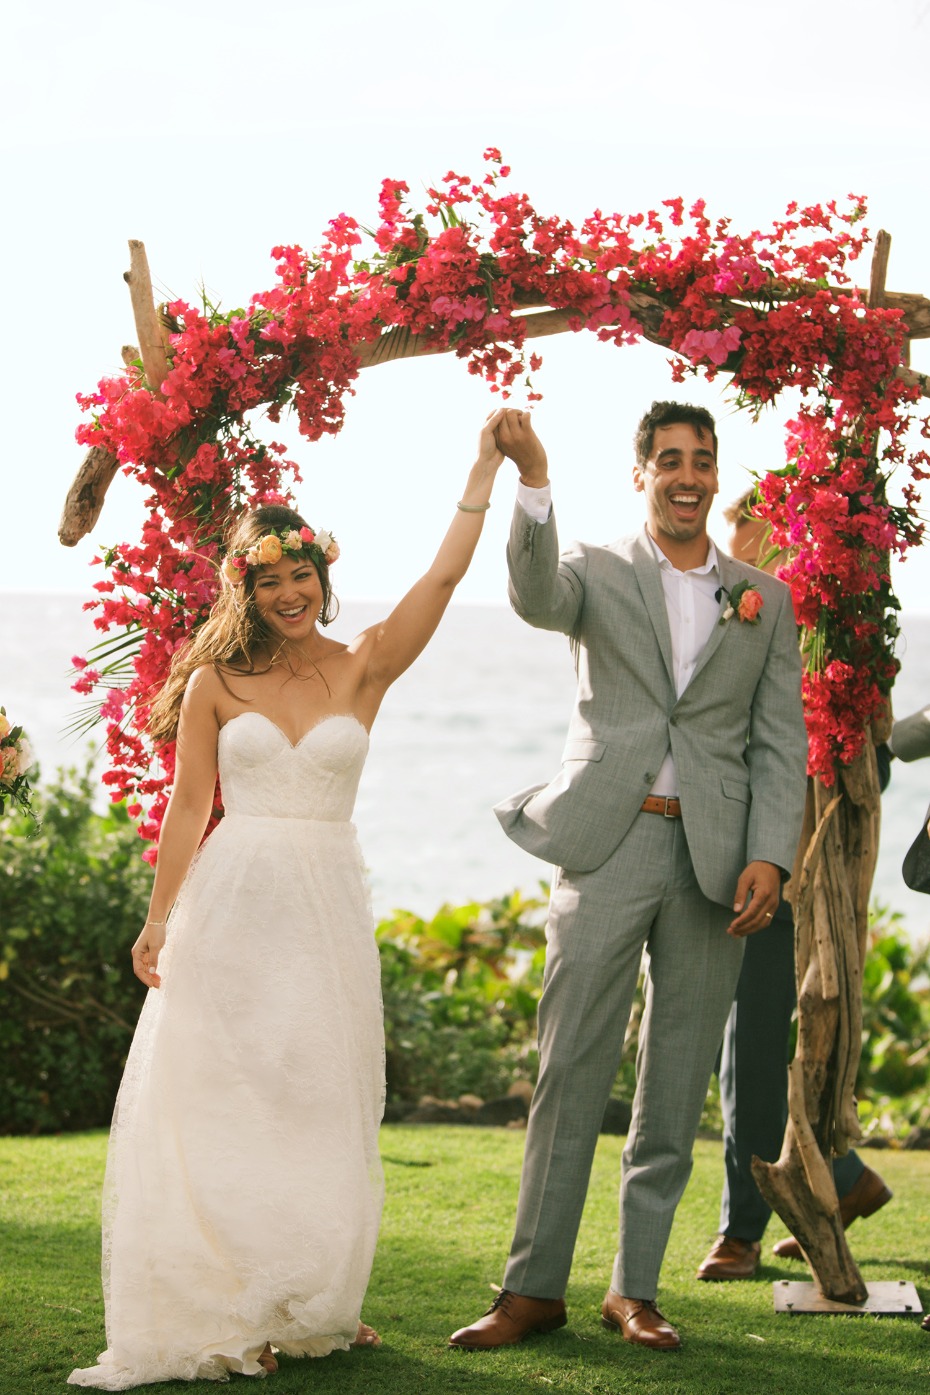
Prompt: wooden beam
<box><xmin>61</xmin><ymin>248</ymin><xmax>930</xmax><ymax>547</ymax></box>
<box><xmin>124</xmin><ymin>241</ymin><xmax>169</xmax><ymax>392</ymax></box>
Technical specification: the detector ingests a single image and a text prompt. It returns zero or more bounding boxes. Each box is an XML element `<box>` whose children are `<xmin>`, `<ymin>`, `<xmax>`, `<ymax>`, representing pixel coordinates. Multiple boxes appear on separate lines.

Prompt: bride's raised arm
<box><xmin>355</xmin><ymin>408</ymin><xmax>507</xmax><ymax>695</ymax></box>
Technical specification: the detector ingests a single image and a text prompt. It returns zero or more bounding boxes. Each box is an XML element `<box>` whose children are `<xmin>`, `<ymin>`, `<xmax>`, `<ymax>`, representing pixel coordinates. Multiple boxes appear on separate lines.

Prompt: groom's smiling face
<box><xmin>633</xmin><ymin>422</ymin><xmax>719</xmax><ymax>550</ymax></box>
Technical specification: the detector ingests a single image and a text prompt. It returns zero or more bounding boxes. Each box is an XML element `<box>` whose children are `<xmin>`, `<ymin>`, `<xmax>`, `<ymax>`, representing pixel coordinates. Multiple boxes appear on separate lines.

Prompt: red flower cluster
<box><xmin>72</xmin><ymin>154</ymin><xmax>928</xmax><ymax>852</ymax></box>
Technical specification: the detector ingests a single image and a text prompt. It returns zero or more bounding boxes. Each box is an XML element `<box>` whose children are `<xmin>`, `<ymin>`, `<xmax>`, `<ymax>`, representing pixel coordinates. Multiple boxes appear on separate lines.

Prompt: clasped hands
<box><xmin>488</xmin><ymin>407</ymin><xmax>549</xmax><ymax>487</ymax></box>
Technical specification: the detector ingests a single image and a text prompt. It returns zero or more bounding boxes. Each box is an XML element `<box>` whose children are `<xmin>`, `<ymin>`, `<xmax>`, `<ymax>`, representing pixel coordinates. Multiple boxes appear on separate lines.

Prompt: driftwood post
<box><xmin>751</xmin><ymin>232</ymin><xmax>899</xmax><ymax>1305</ymax></box>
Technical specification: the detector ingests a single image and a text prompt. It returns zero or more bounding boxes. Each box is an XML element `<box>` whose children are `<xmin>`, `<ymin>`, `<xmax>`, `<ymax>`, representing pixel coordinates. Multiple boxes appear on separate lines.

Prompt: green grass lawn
<box><xmin>1</xmin><ymin>1127</ymin><xmax>927</xmax><ymax>1395</ymax></box>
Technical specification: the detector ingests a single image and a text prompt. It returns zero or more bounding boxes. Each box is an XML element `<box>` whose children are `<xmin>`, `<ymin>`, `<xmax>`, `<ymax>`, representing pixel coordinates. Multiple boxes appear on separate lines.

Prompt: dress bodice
<box><xmin>218</xmin><ymin>712</ymin><xmax>369</xmax><ymax>821</ymax></box>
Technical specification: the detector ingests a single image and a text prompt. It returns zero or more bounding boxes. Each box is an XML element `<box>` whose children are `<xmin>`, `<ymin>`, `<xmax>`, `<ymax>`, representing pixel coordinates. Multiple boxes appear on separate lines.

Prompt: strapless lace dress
<box><xmin>69</xmin><ymin>714</ymin><xmax>385</xmax><ymax>1388</ymax></box>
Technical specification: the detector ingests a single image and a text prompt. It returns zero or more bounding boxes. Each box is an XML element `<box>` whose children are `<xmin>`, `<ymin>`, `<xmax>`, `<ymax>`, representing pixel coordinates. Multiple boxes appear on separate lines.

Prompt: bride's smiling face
<box><xmin>252</xmin><ymin>555</ymin><xmax>325</xmax><ymax>641</ymax></box>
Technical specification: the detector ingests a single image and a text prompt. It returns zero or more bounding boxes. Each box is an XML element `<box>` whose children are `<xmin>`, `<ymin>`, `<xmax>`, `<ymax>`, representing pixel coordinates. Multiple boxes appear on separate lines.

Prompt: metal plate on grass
<box><xmin>773</xmin><ymin>1280</ymin><xmax>923</xmax><ymax>1316</ymax></box>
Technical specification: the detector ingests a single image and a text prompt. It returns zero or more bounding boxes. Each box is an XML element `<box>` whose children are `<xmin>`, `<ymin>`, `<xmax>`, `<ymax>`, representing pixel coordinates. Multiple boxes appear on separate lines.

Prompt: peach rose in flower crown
<box><xmin>0</xmin><ymin>713</ymin><xmax>9</xmax><ymax>740</ymax></box>
<box><xmin>256</xmin><ymin>535</ymin><xmax>283</xmax><ymax>565</ymax></box>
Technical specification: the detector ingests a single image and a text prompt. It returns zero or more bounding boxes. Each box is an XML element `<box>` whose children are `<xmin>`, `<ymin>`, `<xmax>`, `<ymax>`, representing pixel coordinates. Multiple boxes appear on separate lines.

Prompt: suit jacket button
<box><xmin>644</xmin><ymin>772</ymin><xmax>655</xmax><ymax>783</ymax></box>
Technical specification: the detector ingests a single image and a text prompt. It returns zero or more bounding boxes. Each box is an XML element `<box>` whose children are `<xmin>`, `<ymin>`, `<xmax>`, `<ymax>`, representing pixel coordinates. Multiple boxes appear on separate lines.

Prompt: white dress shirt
<box><xmin>516</xmin><ymin>482</ymin><xmax>721</xmax><ymax>796</ymax></box>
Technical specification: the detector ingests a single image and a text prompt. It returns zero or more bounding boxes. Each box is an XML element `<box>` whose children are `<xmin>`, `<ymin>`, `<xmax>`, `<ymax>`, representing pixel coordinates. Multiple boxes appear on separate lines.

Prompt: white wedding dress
<box><xmin>69</xmin><ymin>713</ymin><xmax>385</xmax><ymax>1389</ymax></box>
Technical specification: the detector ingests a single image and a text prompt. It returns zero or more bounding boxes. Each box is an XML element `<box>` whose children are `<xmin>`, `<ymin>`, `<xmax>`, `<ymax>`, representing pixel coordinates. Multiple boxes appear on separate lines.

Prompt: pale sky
<box><xmin>4</xmin><ymin>0</ymin><xmax>930</xmax><ymax>610</ymax></box>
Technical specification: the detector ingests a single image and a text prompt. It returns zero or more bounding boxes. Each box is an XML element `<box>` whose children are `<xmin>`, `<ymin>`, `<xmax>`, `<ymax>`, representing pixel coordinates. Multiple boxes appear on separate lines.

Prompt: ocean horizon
<box><xmin>3</xmin><ymin>591</ymin><xmax>929</xmax><ymax>943</ymax></box>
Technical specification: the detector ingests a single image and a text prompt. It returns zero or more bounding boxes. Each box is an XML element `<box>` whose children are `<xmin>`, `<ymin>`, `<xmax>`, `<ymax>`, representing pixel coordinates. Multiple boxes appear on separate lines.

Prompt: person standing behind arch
<box><xmin>696</xmin><ymin>489</ymin><xmax>895</xmax><ymax>1280</ymax></box>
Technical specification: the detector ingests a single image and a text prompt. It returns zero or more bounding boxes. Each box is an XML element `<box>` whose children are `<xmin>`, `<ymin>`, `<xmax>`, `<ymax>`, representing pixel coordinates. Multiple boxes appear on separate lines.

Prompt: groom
<box><xmin>450</xmin><ymin>402</ymin><xmax>808</xmax><ymax>1351</ymax></box>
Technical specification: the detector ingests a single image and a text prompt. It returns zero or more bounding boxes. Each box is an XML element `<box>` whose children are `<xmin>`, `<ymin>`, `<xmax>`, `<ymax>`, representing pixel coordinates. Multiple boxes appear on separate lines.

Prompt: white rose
<box><xmin>314</xmin><ymin>530</ymin><xmax>333</xmax><ymax>554</ymax></box>
<box><xmin>16</xmin><ymin>739</ymin><xmax>33</xmax><ymax>776</ymax></box>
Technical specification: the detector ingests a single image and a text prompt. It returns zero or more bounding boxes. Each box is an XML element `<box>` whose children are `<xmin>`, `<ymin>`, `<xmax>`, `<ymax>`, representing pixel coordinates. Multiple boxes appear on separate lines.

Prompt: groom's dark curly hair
<box><xmin>634</xmin><ymin>400</ymin><xmax>718</xmax><ymax>467</ymax></box>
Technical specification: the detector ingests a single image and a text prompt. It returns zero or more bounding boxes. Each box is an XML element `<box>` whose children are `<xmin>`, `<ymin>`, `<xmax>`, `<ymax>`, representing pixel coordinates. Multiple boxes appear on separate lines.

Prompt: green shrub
<box><xmin>858</xmin><ymin>903</ymin><xmax>930</xmax><ymax>1103</ymax></box>
<box><xmin>0</xmin><ymin>764</ymin><xmax>152</xmax><ymax>1134</ymax></box>
<box><xmin>376</xmin><ymin>890</ymin><xmax>548</xmax><ymax>1102</ymax></box>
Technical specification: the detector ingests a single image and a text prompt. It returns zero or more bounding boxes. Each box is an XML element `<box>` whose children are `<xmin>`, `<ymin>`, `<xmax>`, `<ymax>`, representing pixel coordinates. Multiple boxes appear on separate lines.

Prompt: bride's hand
<box><xmin>131</xmin><ymin>920</ymin><xmax>165</xmax><ymax>988</ymax></box>
<box><xmin>473</xmin><ymin>408</ymin><xmax>506</xmax><ymax>477</ymax></box>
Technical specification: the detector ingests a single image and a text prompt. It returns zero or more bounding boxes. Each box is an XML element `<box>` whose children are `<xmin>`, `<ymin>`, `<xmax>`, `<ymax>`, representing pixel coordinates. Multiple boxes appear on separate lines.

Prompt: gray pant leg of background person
<box><xmin>613</xmin><ymin>826</ymin><xmax>744</xmax><ymax>1299</ymax></box>
<box><xmin>718</xmin><ymin>908</ymin><xmax>796</xmax><ymax>1240</ymax></box>
<box><xmin>503</xmin><ymin>816</ymin><xmax>703</xmax><ymax>1300</ymax></box>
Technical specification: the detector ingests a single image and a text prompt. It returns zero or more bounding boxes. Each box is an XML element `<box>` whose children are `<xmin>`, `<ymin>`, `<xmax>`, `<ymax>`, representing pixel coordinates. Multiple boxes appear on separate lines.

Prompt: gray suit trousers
<box><xmin>503</xmin><ymin>812</ymin><xmax>744</xmax><ymax>1301</ymax></box>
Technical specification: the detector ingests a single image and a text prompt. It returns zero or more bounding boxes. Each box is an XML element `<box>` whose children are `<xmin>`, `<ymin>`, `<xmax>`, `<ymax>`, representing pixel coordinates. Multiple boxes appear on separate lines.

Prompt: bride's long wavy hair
<box><xmin>147</xmin><ymin>505</ymin><xmax>339</xmax><ymax>746</ymax></box>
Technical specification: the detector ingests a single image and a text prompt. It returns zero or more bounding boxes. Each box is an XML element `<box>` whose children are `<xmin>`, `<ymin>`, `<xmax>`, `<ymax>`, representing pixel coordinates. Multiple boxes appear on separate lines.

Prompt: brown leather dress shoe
<box><xmin>696</xmin><ymin>1235</ymin><xmax>762</xmax><ymax>1280</ymax></box>
<box><xmin>449</xmin><ymin>1290</ymin><xmax>567</xmax><ymax>1349</ymax></box>
<box><xmin>601</xmin><ymin>1290</ymin><xmax>681</xmax><ymax>1350</ymax></box>
<box><xmin>772</xmin><ymin>1164</ymin><xmax>893</xmax><ymax>1261</ymax></box>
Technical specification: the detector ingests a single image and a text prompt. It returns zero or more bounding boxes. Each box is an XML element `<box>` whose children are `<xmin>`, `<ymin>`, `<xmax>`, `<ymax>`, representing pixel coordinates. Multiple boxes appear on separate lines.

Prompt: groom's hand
<box><xmin>495</xmin><ymin>409</ymin><xmax>549</xmax><ymax>487</ymax></box>
<box><xmin>727</xmin><ymin>860</ymin><xmax>782</xmax><ymax>938</ymax></box>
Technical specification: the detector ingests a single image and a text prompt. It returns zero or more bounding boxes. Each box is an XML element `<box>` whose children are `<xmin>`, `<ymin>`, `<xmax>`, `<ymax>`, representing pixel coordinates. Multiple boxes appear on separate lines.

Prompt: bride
<box><xmin>69</xmin><ymin>412</ymin><xmax>505</xmax><ymax>1388</ymax></box>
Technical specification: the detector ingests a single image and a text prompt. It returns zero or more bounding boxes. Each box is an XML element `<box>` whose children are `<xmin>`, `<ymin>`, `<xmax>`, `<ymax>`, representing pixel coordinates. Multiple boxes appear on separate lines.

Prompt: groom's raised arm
<box><xmin>496</xmin><ymin>410</ymin><xmax>586</xmax><ymax>636</ymax></box>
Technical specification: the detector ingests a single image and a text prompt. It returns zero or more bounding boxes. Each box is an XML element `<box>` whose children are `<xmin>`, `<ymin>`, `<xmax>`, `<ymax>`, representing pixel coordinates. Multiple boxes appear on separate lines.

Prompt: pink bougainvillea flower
<box><xmin>70</xmin><ymin>153</ymin><xmax>924</xmax><ymax>844</ymax></box>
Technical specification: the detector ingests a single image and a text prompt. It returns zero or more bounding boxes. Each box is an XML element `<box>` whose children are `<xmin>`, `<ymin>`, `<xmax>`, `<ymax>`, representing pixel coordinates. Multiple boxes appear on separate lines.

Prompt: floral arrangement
<box><xmin>221</xmin><ymin>525</ymin><xmax>339</xmax><ymax>585</ymax></box>
<box><xmin>71</xmin><ymin>151</ymin><xmax>929</xmax><ymax>857</ymax></box>
<box><xmin>0</xmin><ymin>708</ymin><xmax>36</xmax><ymax>822</ymax></box>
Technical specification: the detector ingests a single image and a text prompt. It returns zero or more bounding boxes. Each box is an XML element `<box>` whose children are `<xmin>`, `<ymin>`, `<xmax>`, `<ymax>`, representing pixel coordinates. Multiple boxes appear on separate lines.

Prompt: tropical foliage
<box><xmin>2</xmin><ymin>768</ymin><xmax>928</xmax><ymax>1135</ymax></box>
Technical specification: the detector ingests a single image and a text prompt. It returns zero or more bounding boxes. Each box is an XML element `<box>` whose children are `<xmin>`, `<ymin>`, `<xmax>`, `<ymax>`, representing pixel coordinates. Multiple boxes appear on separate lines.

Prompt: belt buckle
<box><xmin>663</xmin><ymin>797</ymin><xmax>676</xmax><ymax>819</ymax></box>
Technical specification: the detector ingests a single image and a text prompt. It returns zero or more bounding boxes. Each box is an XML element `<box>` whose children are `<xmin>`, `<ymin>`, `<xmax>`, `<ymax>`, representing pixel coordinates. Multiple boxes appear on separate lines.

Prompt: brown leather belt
<box><xmin>640</xmin><ymin>796</ymin><xmax>682</xmax><ymax>818</ymax></box>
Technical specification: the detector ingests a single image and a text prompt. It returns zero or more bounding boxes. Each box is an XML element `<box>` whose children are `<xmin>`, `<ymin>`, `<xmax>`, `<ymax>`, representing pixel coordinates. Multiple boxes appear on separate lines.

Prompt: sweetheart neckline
<box><xmin>219</xmin><ymin>711</ymin><xmax>369</xmax><ymax>750</ymax></box>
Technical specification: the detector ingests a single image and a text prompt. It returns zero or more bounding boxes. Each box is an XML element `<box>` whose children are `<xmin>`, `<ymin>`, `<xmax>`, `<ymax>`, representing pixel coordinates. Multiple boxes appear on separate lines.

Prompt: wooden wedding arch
<box><xmin>60</xmin><ymin>166</ymin><xmax>930</xmax><ymax>1308</ymax></box>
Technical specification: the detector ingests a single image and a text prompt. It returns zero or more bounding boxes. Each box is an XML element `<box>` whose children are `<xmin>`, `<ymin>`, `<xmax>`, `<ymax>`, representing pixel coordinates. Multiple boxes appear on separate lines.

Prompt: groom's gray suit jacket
<box><xmin>495</xmin><ymin>506</ymin><xmax>808</xmax><ymax>908</ymax></box>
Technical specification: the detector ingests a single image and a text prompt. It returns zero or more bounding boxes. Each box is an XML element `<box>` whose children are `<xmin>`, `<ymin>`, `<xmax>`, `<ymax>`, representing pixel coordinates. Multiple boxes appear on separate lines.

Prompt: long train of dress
<box><xmin>69</xmin><ymin>714</ymin><xmax>385</xmax><ymax>1388</ymax></box>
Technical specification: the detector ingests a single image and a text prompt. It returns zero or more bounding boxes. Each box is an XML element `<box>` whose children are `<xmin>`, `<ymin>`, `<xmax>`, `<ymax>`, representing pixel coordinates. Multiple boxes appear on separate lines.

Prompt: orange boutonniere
<box><xmin>716</xmin><ymin>580</ymin><xmax>764</xmax><ymax>626</ymax></box>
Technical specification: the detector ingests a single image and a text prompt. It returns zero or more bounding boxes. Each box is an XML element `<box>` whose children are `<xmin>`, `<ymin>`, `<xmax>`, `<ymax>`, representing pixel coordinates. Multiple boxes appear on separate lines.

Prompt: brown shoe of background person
<box><xmin>600</xmin><ymin>1291</ymin><xmax>681</xmax><ymax>1350</ymax></box>
<box><xmin>696</xmin><ymin>1235</ymin><xmax>762</xmax><ymax>1280</ymax></box>
<box><xmin>772</xmin><ymin>1164</ymin><xmax>893</xmax><ymax>1261</ymax></box>
<box><xmin>449</xmin><ymin>1290</ymin><xmax>567</xmax><ymax>1349</ymax></box>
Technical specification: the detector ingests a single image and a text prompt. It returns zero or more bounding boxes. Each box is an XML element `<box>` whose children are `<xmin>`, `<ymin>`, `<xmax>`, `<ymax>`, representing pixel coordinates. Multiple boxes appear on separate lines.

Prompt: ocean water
<box><xmin>2</xmin><ymin>593</ymin><xmax>929</xmax><ymax>942</ymax></box>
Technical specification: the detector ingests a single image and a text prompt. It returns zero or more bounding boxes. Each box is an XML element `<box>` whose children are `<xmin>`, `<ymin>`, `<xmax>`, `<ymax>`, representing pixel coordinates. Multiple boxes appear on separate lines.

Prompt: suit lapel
<box><xmin>629</xmin><ymin>533</ymin><xmax>675</xmax><ymax>688</ymax></box>
<box><xmin>689</xmin><ymin>547</ymin><xmax>736</xmax><ymax>686</ymax></box>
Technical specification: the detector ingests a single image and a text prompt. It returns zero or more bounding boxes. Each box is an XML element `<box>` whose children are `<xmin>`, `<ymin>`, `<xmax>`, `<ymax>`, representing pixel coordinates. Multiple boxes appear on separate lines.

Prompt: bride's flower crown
<box><xmin>221</xmin><ymin>525</ymin><xmax>340</xmax><ymax>585</ymax></box>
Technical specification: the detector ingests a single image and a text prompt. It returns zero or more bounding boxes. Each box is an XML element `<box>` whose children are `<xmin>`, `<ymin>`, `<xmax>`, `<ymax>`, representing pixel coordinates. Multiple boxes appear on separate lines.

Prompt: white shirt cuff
<box><xmin>516</xmin><ymin>480</ymin><xmax>552</xmax><ymax>523</ymax></box>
